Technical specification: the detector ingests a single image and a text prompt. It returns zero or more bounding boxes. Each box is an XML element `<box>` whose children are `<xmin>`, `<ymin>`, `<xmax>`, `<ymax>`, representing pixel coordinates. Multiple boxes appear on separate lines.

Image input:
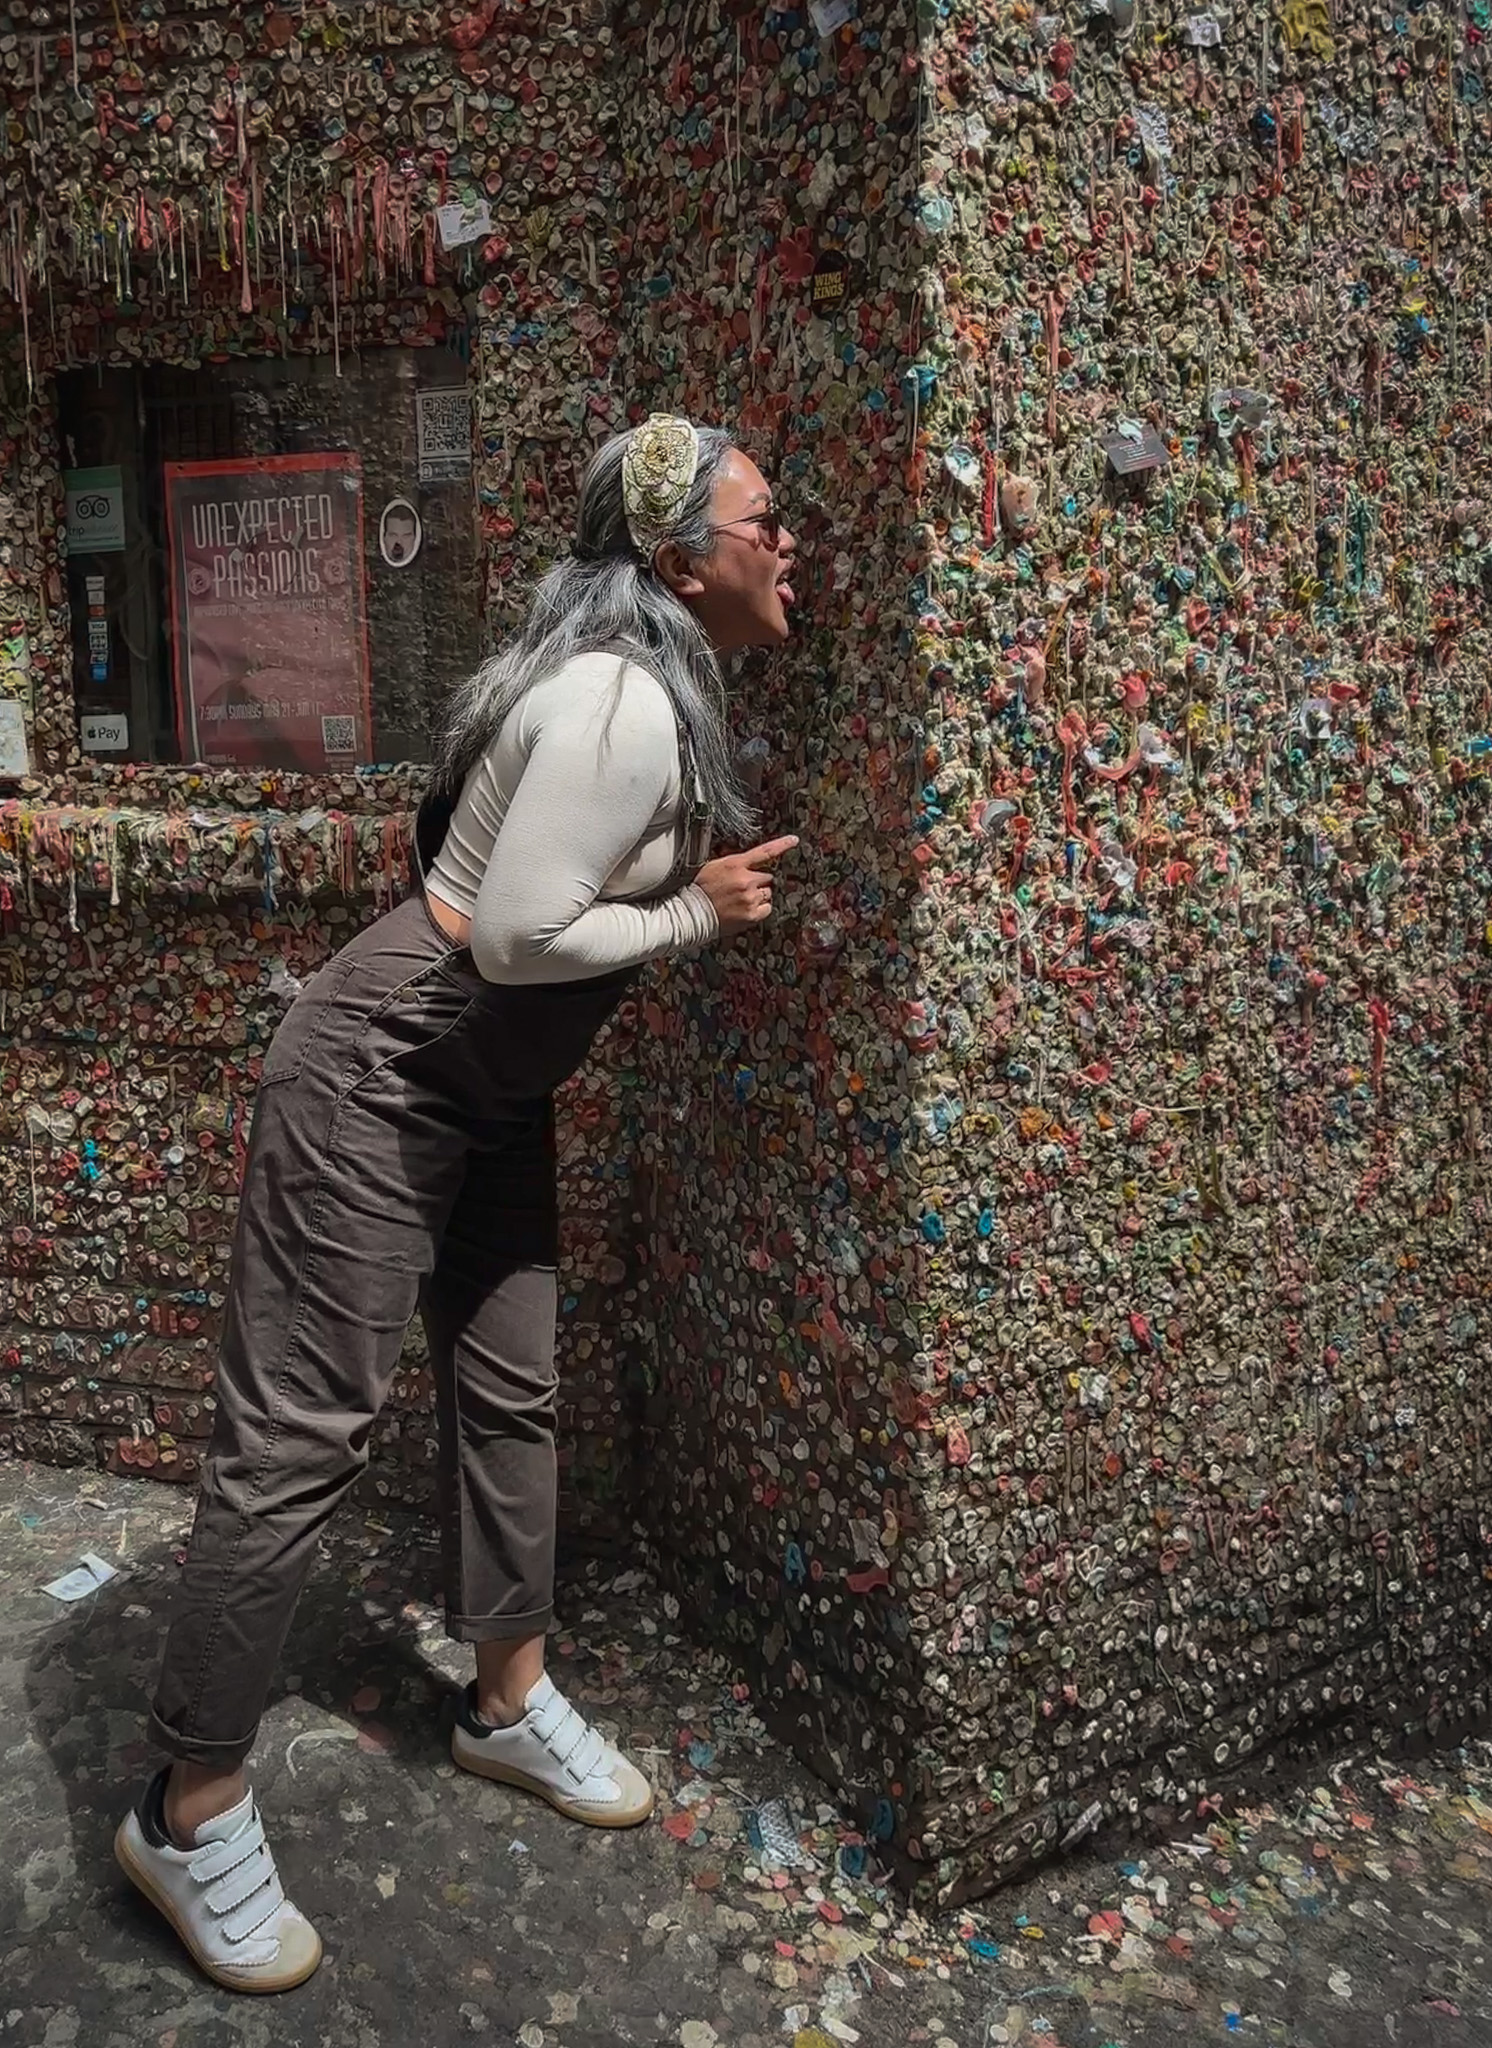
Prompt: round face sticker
<box><xmin>379</xmin><ymin>499</ymin><xmax>422</xmax><ymax>568</ymax></box>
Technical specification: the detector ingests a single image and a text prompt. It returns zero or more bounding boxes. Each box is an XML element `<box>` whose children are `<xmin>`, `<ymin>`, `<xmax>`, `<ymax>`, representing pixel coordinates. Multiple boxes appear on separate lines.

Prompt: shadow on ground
<box><xmin>5</xmin><ymin>1463</ymin><xmax>1492</xmax><ymax>2048</ymax></box>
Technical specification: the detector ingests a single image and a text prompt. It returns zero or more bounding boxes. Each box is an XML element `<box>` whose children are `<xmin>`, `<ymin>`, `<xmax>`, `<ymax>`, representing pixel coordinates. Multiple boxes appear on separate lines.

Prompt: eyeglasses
<box><xmin>709</xmin><ymin>507</ymin><xmax>784</xmax><ymax>547</ymax></box>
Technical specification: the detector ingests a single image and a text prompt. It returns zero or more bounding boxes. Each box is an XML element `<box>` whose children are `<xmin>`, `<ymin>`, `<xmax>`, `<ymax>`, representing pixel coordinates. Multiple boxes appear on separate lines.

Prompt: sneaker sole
<box><xmin>451</xmin><ymin>1736</ymin><xmax>655</xmax><ymax>1828</ymax></box>
<box><xmin>114</xmin><ymin>1821</ymin><xmax>323</xmax><ymax>1994</ymax></box>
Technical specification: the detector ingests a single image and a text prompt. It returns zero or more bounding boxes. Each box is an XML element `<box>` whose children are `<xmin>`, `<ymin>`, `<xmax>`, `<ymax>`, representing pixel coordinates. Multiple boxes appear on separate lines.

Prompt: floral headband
<box><xmin>621</xmin><ymin>414</ymin><xmax>701</xmax><ymax>559</ymax></box>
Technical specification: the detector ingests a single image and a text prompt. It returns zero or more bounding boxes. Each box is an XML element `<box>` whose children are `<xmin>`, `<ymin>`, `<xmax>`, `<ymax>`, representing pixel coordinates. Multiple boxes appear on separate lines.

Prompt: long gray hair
<box><xmin>432</xmin><ymin>424</ymin><xmax>757</xmax><ymax>843</ymax></box>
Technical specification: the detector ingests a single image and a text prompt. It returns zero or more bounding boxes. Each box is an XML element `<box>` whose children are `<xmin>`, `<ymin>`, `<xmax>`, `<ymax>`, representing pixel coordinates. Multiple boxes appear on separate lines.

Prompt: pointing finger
<box><xmin>740</xmin><ymin>835</ymin><xmax>800</xmax><ymax>869</ymax></box>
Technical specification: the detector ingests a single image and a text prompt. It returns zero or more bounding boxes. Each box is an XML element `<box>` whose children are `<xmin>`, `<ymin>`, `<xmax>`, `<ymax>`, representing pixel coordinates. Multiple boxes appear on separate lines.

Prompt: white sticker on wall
<box><xmin>810</xmin><ymin>0</ymin><xmax>857</xmax><ymax>30</ymax></box>
<box><xmin>417</xmin><ymin>387</ymin><xmax>473</xmax><ymax>484</ymax></box>
<box><xmin>0</xmin><ymin>698</ymin><xmax>29</xmax><ymax>777</ymax></box>
<box><xmin>80</xmin><ymin>711</ymin><xmax>129</xmax><ymax>752</ymax></box>
<box><xmin>436</xmin><ymin>197</ymin><xmax>493</xmax><ymax>250</ymax></box>
<box><xmin>64</xmin><ymin>467</ymin><xmax>126</xmax><ymax>553</ymax></box>
<box><xmin>1187</xmin><ymin>13</ymin><xmax>1222</xmax><ymax>41</ymax></box>
<box><xmin>378</xmin><ymin>499</ymin><xmax>423</xmax><ymax>569</ymax></box>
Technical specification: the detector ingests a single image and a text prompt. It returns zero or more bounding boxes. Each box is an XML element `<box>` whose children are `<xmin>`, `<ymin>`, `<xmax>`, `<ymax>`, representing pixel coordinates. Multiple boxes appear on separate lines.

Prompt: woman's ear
<box><xmin>654</xmin><ymin>539</ymin><xmax>706</xmax><ymax>600</ymax></box>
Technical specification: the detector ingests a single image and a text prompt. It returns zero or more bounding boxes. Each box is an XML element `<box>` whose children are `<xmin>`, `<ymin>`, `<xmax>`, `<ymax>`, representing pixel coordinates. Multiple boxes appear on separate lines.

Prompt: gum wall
<box><xmin>4</xmin><ymin>0</ymin><xmax>1492</xmax><ymax>1907</ymax></box>
<box><xmin>614</xmin><ymin>0</ymin><xmax>1492</xmax><ymax>1905</ymax></box>
<box><xmin>0</xmin><ymin>8</ymin><xmax>639</xmax><ymax>1536</ymax></box>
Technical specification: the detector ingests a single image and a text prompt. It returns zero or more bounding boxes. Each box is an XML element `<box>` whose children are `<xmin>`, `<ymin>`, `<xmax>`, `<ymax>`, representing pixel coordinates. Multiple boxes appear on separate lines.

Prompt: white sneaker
<box><xmin>451</xmin><ymin>1675</ymin><xmax>655</xmax><ymax>1827</ymax></box>
<box><xmin>115</xmin><ymin>1768</ymin><xmax>323</xmax><ymax>1993</ymax></box>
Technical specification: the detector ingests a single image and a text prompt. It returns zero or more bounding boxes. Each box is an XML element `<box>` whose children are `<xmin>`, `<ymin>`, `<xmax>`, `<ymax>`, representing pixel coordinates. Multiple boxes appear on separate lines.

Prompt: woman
<box><xmin>116</xmin><ymin>415</ymin><xmax>799</xmax><ymax>1993</ymax></box>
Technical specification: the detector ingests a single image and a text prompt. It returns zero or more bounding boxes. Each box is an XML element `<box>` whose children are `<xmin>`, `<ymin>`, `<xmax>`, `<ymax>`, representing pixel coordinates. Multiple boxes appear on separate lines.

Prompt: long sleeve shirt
<box><xmin>425</xmin><ymin>650</ymin><xmax>718</xmax><ymax>985</ymax></box>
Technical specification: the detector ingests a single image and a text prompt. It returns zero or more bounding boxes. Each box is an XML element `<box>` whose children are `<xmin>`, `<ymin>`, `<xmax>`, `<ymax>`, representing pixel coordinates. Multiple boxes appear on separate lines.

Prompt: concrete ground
<box><xmin>4</xmin><ymin>1465</ymin><xmax>1492</xmax><ymax>2048</ymax></box>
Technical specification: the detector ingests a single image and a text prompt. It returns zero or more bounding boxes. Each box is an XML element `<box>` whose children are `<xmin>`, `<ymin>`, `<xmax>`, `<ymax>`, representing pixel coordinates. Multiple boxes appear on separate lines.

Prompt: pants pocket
<box><xmin>258</xmin><ymin>953</ymin><xmax>367</xmax><ymax>1086</ymax></box>
<box><xmin>337</xmin><ymin>971</ymin><xmax>477</xmax><ymax>1100</ymax></box>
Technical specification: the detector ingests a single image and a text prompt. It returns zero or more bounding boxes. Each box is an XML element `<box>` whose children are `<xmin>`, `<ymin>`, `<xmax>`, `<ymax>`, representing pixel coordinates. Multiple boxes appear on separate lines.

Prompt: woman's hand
<box><xmin>694</xmin><ymin>836</ymin><xmax>799</xmax><ymax>940</ymax></box>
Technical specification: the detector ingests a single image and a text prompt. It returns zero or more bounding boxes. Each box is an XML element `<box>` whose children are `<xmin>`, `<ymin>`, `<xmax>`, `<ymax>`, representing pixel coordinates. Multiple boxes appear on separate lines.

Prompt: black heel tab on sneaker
<box><xmin>137</xmin><ymin>1766</ymin><xmax>174</xmax><ymax>1849</ymax></box>
<box><xmin>458</xmin><ymin>1681</ymin><xmax>498</xmax><ymax>1735</ymax></box>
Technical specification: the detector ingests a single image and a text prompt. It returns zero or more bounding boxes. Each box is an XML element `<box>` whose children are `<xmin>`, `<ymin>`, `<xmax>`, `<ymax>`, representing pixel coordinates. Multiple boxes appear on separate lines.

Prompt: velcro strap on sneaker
<box><xmin>566</xmin><ymin>1727</ymin><xmax>609</xmax><ymax>1782</ymax></box>
<box><xmin>222</xmin><ymin>1866</ymin><xmax>287</xmax><ymax>1946</ymax></box>
<box><xmin>190</xmin><ymin>1808</ymin><xmax>287</xmax><ymax>1943</ymax></box>
<box><xmin>546</xmin><ymin>1704</ymin><xmax>587</xmax><ymax>1764</ymax></box>
<box><xmin>530</xmin><ymin>1694</ymin><xmax>568</xmax><ymax>1745</ymax></box>
<box><xmin>192</xmin><ymin>1812</ymin><xmax>268</xmax><ymax>1887</ymax></box>
<box><xmin>540</xmin><ymin>1700</ymin><xmax>610</xmax><ymax>1783</ymax></box>
<box><xmin>209</xmin><ymin>1843</ymin><xmax>277</xmax><ymax>1918</ymax></box>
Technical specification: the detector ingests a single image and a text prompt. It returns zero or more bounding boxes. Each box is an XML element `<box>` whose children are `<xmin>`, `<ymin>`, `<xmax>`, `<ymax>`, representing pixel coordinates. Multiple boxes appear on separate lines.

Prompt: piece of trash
<box><xmin>1329</xmin><ymin>1968</ymin><xmax>1353</xmax><ymax>2000</ymax></box>
<box><xmin>1101</xmin><ymin>421</ymin><xmax>1171</xmax><ymax>477</ymax></box>
<box><xmin>43</xmin><ymin>1552</ymin><xmax>119</xmax><ymax>1602</ymax></box>
<box><xmin>350</xmin><ymin>1686</ymin><xmax>382</xmax><ymax>1714</ymax></box>
<box><xmin>1062</xmin><ymin>1799</ymin><xmax>1104</xmax><ymax>1849</ymax></box>
<box><xmin>943</xmin><ymin>442</ymin><xmax>981</xmax><ymax>490</ymax></box>
<box><xmin>1099</xmin><ymin>839</ymin><xmax>1139</xmax><ymax>890</ymax></box>
<box><xmin>1212</xmin><ymin>385</ymin><xmax>1270</xmax><ymax>435</ymax></box>
<box><xmin>747</xmin><ymin>1798</ymin><xmax>818</xmax><ymax>1870</ymax></box>
<box><xmin>508</xmin><ymin>1839</ymin><xmax>530</xmax><ymax>1856</ymax></box>
<box><xmin>375</xmin><ymin>1868</ymin><xmax>397</xmax><ymax>1899</ymax></box>
<box><xmin>973</xmin><ymin>798</ymin><xmax>1021</xmax><ymax>838</ymax></box>
<box><xmin>265</xmin><ymin>965</ymin><xmax>304</xmax><ymax>1003</ymax></box>
<box><xmin>1133</xmin><ymin>103</ymin><xmax>1173</xmax><ymax>161</ymax></box>
<box><xmin>284</xmin><ymin>1725</ymin><xmax>360</xmax><ymax>1776</ymax></box>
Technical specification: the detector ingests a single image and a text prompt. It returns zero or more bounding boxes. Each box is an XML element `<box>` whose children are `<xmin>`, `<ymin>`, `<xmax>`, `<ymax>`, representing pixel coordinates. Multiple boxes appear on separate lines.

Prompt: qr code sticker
<box><xmin>417</xmin><ymin>387</ymin><xmax>473</xmax><ymax>482</ymax></box>
<box><xmin>321</xmin><ymin>714</ymin><xmax>357</xmax><ymax>755</ymax></box>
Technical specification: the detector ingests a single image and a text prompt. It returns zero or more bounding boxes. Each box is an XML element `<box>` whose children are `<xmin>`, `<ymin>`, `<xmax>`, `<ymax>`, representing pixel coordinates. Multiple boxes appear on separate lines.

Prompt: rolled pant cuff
<box><xmin>147</xmin><ymin>1705</ymin><xmax>259</xmax><ymax>1769</ymax></box>
<box><xmin>444</xmin><ymin>1602</ymin><xmax>553</xmax><ymax>1644</ymax></box>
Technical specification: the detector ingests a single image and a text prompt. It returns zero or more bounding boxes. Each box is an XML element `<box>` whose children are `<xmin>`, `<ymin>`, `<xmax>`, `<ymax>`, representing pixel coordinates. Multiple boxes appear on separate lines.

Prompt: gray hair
<box><xmin>433</xmin><ymin>424</ymin><xmax>757</xmax><ymax>844</ymax></box>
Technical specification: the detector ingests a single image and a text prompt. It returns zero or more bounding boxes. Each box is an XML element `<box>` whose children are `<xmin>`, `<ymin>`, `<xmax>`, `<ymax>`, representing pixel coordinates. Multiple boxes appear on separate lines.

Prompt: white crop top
<box><xmin>425</xmin><ymin>650</ymin><xmax>719</xmax><ymax>985</ymax></box>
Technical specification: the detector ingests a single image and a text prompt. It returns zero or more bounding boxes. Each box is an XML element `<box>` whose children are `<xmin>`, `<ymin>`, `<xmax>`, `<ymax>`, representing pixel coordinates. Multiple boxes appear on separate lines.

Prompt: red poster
<box><xmin>165</xmin><ymin>453</ymin><xmax>371</xmax><ymax>770</ymax></box>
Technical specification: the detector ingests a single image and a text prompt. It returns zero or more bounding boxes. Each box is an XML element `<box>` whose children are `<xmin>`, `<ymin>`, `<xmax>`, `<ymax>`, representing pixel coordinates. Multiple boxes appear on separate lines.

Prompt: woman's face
<box><xmin>673</xmin><ymin>449</ymin><xmax>796</xmax><ymax>655</ymax></box>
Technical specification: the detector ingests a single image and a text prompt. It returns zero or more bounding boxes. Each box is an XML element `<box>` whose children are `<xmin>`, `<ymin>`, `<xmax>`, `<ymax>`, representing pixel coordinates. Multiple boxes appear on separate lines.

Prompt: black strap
<box><xmin>413</xmin><ymin>788</ymin><xmax>456</xmax><ymax>885</ymax></box>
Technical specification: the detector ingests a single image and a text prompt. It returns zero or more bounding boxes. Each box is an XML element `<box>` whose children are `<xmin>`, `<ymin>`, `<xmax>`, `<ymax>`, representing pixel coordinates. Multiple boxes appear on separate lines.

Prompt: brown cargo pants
<box><xmin>148</xmin><ymin>891</ymin><xmax>631</xmax><ymax>1767</ymax></box>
